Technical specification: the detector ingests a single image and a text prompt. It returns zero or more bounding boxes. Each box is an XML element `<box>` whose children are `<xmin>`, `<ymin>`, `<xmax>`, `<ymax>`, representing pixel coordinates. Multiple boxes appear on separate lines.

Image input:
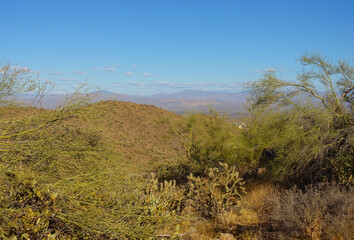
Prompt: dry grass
<box><xmin>180</xmin><ymin>181</ymin><xmax>354</xmax><ymax>240</ymax></box>
<box><xmin>219</xmin><ymin>208</ymin><xmax>259</xmax><ymax>227</ymax></box>
<box><xmin>175</xmin><ymin>191</ymin><xmax>264</xmax><ymax>239</ymax></box>
<box><xmin>243</xmin><ymin>184</ymin><xmax>277</xmax><ymax>213</ymax></box>
<box><xmin>263</xmin><ymin>183</ymin><xmax>354</xmax><ymax>239</ymax></box>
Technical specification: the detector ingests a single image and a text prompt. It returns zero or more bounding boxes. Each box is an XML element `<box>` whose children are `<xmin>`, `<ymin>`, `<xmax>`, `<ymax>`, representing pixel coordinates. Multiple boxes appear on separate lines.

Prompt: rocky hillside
<box><xmin>77</xmin><ymin>100</ymin><xmax>185</xmax><ymax>172</ymax></box>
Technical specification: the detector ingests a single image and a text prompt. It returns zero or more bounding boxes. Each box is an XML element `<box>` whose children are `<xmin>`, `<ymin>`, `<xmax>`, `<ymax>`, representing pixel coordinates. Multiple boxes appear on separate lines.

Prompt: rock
<box><xmin>259</xmin><ymin>147</ymin><xmax>275</xmax><ymax>167</ymax></box>
<box><xmin>219</xmin><ymin>233</ymin><xmax>236</xmax><ymax>240</ymax></box>
<box><xmin>242</xmin><ymin>167</ymin><xmax>266</xmax><ymax>180</ymax></box>
<box><xmin>242</xmin><ymin>169</ymin><xmax>258</xmax><ymax>180</ymax></box>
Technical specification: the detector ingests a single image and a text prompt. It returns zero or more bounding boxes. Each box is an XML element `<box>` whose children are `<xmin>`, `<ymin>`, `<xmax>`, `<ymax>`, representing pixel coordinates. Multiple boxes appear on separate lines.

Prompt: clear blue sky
<box><xmin>1</xmin><ymin>0</ymin><xmax>353</xmax><ymax>95</ymax></box>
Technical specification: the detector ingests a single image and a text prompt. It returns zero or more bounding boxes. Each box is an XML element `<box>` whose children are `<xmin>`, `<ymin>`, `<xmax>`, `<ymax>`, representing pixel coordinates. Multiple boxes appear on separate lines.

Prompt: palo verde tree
<box><xmin>0</xmin><ymin>63</ymin><xmax>183</xmax><ymax>239</ymax></box>
<box><xmin>249</xmin><ymin>52</ymin><xmax>353</xmax><ymax>126</ymax></box>
<box><xmin>0</xmin><ymin>64</ymin><xmax>37</xmax><ymax>106</ymax></box>
<box><xmin>0</xmin><ymin>63</ymin><xmax>94</xmax><ymax>152</ymax></box>
<box><xmin>246</xmin><ymin>52</ymin><xmax>353</xmax><ymax>185</ymax></box>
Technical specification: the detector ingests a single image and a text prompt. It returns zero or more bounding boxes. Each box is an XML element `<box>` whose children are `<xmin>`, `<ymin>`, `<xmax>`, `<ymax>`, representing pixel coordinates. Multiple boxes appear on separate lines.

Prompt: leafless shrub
<box><xmin>263</xmin><ymin>182</ymin><xmax>354</xmax><ymax>239</ymax></box>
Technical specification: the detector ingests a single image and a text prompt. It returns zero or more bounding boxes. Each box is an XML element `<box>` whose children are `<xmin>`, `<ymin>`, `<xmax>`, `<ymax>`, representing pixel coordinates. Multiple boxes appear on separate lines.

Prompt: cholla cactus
<box><xmin>187</xmin><ymin>162</ymin><xmax>245</xmax><ymax>218</ymax></box>
<box><xmin>142</xmin><ymin>175</ymin><xmax>184</xmax><ymax>224</ymax></box>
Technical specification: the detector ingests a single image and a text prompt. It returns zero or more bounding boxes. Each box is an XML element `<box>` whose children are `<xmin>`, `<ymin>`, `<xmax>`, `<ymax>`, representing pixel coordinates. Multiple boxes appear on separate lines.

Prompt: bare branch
<box><xmin>338</xmin><ymin>85</ymin><xmax>354</xmax><ymax>104</ymax></box>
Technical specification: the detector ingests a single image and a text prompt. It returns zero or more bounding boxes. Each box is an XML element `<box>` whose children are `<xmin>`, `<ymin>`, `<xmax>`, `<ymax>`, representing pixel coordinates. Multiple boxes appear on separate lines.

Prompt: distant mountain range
<box><xmin>18</xmin><ymin>90</ymin><xmax>249</xmax><ymax>115</ymax></box>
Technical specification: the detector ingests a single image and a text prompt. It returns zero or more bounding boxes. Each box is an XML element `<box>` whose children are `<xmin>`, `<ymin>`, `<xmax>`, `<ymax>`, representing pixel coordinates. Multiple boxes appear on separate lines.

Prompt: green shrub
<box><xmin>155</xmin><ymin>159</ymin><xmax>192</xmax><ymax>184</ymax></box>
<box><xmin>169</xmin><ymin>112</ymin><xmax>243</xmax><ymax>174</ymax></box>
<box><xmin>245</xmin><ymin>52</ymin><xmax>354</xmax><ymax>186</ymax></box>
<box><xmin>0</xmin><ymin>115</ymin><xmax>187</xmax><ymax>239</ymax></box>
<box><xmin>0</xmin><ymin>175</ymin><xmax>65</xmax><ymax>239</ymax></box>
<box><xmin>240</xmin><ymin>105</ymin><xmax>354</xmax><ymax>186</ymax></box>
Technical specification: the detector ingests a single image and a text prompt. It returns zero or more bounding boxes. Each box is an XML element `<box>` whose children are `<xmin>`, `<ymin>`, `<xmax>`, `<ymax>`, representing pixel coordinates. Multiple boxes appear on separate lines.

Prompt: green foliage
<box><xmin>0</xmin><ymin>103</ymin><xmax>184</xmax><ymax>239</ymax></box>
<box><xmin>140</xmin><ymin>176</ymin><xmax>184</xmax><ymax>226</ymax></box>
<box><xmin>0</xmin><ymin>175</ymin><xmax>61</xmax><ymax>239</ymax></box>
<box><xmin>248</xmin><ymin>52</ymin><xmax>353</xmax><ymax>125</ymax></box>
<box><xmin>0</xmin><ymin>119</ymin><xmax>183</xmax><ymax>239</ymax></box>
<box><xmin>0</xmin><ymin>65</ymin><xmax>182</xmax><ymax>238</ymax></box>
<box><xmin>246</xmin><ymin>52</ymin><xmax>354</xmax><ymax>185</ymax></box>
<box><xmin>169</xmin><ymin>112</ymin><xmax>243</xmax><ymax>175</ymax></box>
<box><xmin>243</xmin><ymin>108</ymin><xmax>330</xmax><ymax>183</ymax></box>
<box><xmin>330</xmin><ymin>130</ymin><xmax>354</xmax><ymax>185</ymax></box>
<box><xmin>186</xmin><ymin>162</ymin><xmax>245</xmax><ymax>219</ymax></box>
<box><xmin>155</xmin><ymin>159</ymin><xmax>192</xmax><ymax>184</ymax></box>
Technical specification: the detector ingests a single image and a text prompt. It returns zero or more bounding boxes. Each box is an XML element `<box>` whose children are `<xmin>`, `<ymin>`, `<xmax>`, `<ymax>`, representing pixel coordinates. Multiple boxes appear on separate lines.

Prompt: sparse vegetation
<box><xmin>1</xmin><ymin>53</ymin><xmax>353</xmax><ymax>239</ymax></box>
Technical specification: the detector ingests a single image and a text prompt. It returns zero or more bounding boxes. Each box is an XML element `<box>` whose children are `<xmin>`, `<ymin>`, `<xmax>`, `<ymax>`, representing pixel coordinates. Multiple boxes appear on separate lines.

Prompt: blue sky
<box><xmin>1</xmin><ymin>0</ymin><xmax>353</xmax><ymax>95</ymax></box>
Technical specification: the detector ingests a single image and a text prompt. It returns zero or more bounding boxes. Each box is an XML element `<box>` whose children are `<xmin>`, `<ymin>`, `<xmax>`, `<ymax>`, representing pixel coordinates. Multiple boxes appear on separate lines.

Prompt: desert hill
<box><xmin>1</xmin><ymin>100</ymin><xmax>186</xmax><ymax>173</ymax></box>
<box><xmin>76</xmin><ymin>100</ymin><xmax>185</xmax><ymax>172</ymax></box>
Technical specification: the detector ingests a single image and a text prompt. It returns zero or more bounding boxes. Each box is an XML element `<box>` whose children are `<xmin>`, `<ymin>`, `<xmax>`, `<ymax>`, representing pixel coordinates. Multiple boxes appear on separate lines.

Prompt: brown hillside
<box><xmin>68</xmin><ymin>100</ymin><xmax>185</xmax><ymax>172</ymax></box>
<box><xmin>0</xmin><ymin>100</ymin><xmax>186</xmax><ymax>173</ymax></box>
<box><xmin>0</xmin><ymin>107</ymin><xmax>45</xmax><ymax>119</ymax></box>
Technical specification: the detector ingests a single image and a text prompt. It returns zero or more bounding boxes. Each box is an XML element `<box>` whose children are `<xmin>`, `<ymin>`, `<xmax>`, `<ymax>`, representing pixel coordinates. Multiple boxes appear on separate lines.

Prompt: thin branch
<box><xmin>338</xmin><ymin>85</ymin><xmax>354</xmax><ymax>104</ymax></box>
<box><xmin>285</xmin><ymin>82</ymin><xmax>333</xmax><ymax>113</ymax></box>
